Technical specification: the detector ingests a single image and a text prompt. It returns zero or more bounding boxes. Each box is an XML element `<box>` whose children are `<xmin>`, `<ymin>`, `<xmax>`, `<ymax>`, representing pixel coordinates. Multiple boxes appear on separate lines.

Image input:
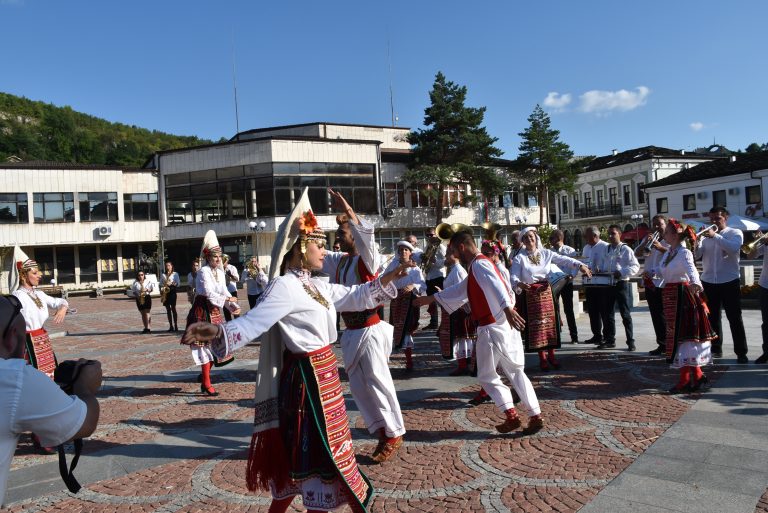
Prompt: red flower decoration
<box><xmin>297</xmin><ymin>211</ymin><xmax>318</xmax><ymax>235</ymax></box>
<box><xmin>16</xmin><ymin>261</ymin><xmax>22</xmax><ymax>270</ymax></box>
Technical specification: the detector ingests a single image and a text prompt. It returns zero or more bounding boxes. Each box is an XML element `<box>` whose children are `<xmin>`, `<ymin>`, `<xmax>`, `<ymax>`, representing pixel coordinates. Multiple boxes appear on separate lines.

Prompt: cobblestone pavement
<box><xmin>3</xmin><ymin>295</ymin><xmax>766</xmax><ymax>513</ymax></box>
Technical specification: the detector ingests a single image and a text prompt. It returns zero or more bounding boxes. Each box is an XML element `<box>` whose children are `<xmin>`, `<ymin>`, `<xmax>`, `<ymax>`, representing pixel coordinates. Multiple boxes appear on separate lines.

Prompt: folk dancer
<box><xmin>222</xmin><ymin>254</ymin><xmax>240</xmax><ymax>321</ymax></box>
<box><xmin>635</xmin><ymin>215</ymin><xmax>670</xmax><ymax>356</ymax></box>
<box><xmin>385</xmin><ymin>240</ymin><xmax>427</xmax><ymax>370</ymax></box>
<box><xmin>10</xmin><ymin>246</ymin><xmax>70</xmax><ymax>453</ymax></box>
<box><xmin>438</xmin><ymin>250</ymin><xmax>477</xmax><ymax>376</ymax></box>
<box><xmin>581</xmin><ymin>226</ymin><xmax>609</xmax><ymax>345</ymax></box>
<box><xmin>182</xmin><ymin>189</ymin><xmax>412</xmax><ymax>513</ymax></box>
<box><xmin>650</xmin><ymin>219</ymin><xmax>717</xmax><ymax>393</ymax></box>
<box><xmin>694</xmin><ymin>206</ymin><xmax>748</xmax><ymax>363</ymax></box>
<box><xmin>549</xmin><ymin>229</ymin><xmax>580</xmax><ymax>344</ymax></box>
<box><xmin>131</xmin><ymin>270</ymin><xmax>155</xmax><ymax>334</ymax></box>
<box><xmin>160</xmin><ymin>260</ymin><xmax>180</xmax><ymax>332</ymax></box>
<box><xmin>746</xmin><ymin>230</ymin><xmax>768</xmax><ymax>364</ymax></box>
<box><xmin>241</xmin><ymin>256</ymin><xmax>268</xmax><ymax>309</ymax></box>
<box><xmin>415</xmin><ymin>231</ymin><xmax>545</xmax><ymax>435</ymax></box>
<box><xmin>186</xmin><ymin>258</ymin><xmax>199</xmax><ymax>303</ymax></box>
<box><xmin>593</xmin><ymin>225</ymin><xmax>640</xmax><ymax>351</ymax></box>
<box><xmin>322</xmin><ymin>188</ymin><xmax>406</xmax><ymax>462</ymax></box>
<box><xmin>511</xmin><ymin>227</ymin><xmax>590</xmax><ymax>371</ymax></box>
<box><xmin>184</xmin><ymin>231</ymin><xmax>240</xmax><ymax>397</ymax></box>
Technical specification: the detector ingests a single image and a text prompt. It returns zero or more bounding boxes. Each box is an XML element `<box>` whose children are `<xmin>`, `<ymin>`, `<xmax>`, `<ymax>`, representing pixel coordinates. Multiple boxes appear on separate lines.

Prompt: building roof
<box><xmin>233</xmin><ymin>121</ymin><xmax>410</xmax><ymax>139</ymax></box>
<box><xmin>645</xmin><ymin>151</ymin><xmax>768</xmax><ymax>189</ymax></box>
<box><xmin>584</xmin><ymin>145</ymin><xmax>715</xmax><ymax>172</ymax></box>
<box><xmin>0</xmin><ymin>160</ymin><xmax>150</xmax><ymax>172</ymax></box>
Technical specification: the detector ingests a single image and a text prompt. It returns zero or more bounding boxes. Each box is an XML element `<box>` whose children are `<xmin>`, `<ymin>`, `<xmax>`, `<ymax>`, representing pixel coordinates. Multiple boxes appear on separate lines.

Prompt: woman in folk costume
<box><xmin>438</xmin><ymin>250</ymin><xmax>476</xmax><ymax>376</ymax></box>
<box><xmin>384</xmin><ymin>240</ymin><xmax>426</xmax><ymax>370</ymax></box>
<box><xmin>160</xmin><ymin>260</ymin><xmax>180</xmax><ymax>332</ymax></box>
<box><xmin>131</xmin><ymin>270</ymin><xmax>155</xmax><ymax>334</ymax></box>
<box><xmin>649</xmin><ymin>219</ymin><xmax>717</xmax><ymax>394</ymax></box>
<box><xmin>184</xmin><ymin>230</ymin><xmax>240</xmax><ymax>397</ymax></box>
<box><xmin>510</xmin><ymin>227</ymin><xmax>591</xmax><ymax>371</ymax></box>
<box><xmin>10</xmin><ymin>246</ymin><xmax>70</xmax><ymax>453</ymax></box>
<box><xmin>182</xmin><ymin>188</ymin><xmax>411</xmax><ymax>513</ymax></box>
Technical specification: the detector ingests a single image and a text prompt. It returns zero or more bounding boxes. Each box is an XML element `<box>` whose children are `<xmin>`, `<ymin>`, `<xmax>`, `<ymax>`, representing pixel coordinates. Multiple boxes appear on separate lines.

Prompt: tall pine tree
<box><xmin>515</xmin><ymin>105</ymin><xmax>576</xmax><ymax>225</ymax></box>
<box><xmin>404</xmin><ymin>72</ymin><xmax>506</xmax><ymax>224</ymax></box>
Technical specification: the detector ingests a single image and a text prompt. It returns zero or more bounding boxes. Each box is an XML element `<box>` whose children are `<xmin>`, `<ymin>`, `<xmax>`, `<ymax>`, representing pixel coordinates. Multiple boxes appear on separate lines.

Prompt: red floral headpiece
<box><xmin>297</xmin><ymin>211</ymin><xmax>319</xmax><ymax>235</ymax></box>
<box><xmin>16</xmin><ymin>259</ymin><xmax>37</xmax><ymax>271</ymax></box>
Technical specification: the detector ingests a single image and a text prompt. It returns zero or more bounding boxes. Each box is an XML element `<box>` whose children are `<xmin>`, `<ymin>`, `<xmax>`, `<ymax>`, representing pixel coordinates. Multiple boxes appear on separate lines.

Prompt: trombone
<box><xmin>742</xmin><ymin>231</ymin><xmax>768</xmax><ymax>254</ymax></box>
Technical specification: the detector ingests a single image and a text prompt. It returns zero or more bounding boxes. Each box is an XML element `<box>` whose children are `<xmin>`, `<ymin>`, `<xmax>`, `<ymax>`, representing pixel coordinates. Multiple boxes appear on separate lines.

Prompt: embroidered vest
<box><xmin>467</xmin><ymin>255</ymin><xmax>510</xmax><ymax>327</ymax></box>
<box><xmin>336</xmin><ymin>254</ymin><xmax>381</xmax><ymax>329</ymax></box>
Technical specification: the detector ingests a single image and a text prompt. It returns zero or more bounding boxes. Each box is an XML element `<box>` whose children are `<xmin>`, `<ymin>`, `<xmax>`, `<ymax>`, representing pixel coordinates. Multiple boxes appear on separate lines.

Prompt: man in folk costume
<box><xmin>183</xmin><ymin>231</ymin><xmax>240</xmax><ymax>397</ymax></box>
<box><xmin>9</xmin><ymin>246</ymin><xmax>70</xmax><ymax>453</ymax></box>
<box><xmin>182</xmin><ymin>188</ymin><xmax>413</xmax><ymax>513</ymax></box>
<box><xmin>414</xmin><ymin>231</ymin><xmax>544</xmax><ymax>435</ymax></box>
<box><xmin>322</xmin><ymin>188</ymin><xmax>406</xmax><ymax>462</ymax></box>
<box><xmin>384</xmin><ymin>240</ymin><xmax>426</xmax><ymax>370</ymax></box>
<box><xmin>438</xmin><ymin>250</ymin><xmax>476</xmax><ymax>376</ymax></box>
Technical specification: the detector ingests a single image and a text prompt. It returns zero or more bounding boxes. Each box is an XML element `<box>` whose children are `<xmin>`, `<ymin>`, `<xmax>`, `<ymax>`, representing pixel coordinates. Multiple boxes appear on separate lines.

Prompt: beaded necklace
<box><xmin>289</xmin><ymin>268</ymin><xmax>329</xmax><ymax>309</ymax></box>
<box><xmin>23</xmin><ymin>287</ymin><xmax>43</xmax><ymax>309</ymax></box>
<box><xmin>527</xmin><ymin>251</ymin><xmax>542</xmax><ymax>266</ymax></box>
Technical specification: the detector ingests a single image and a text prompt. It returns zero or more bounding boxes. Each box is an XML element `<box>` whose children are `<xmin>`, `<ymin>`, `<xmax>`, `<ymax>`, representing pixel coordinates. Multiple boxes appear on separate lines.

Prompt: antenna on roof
<box><xmin>231</xmin><ymin>29</ymin><xmax>241</xmax><ymax>141</ymax></box>
<box><xmin>387</xmin><ymin>38</ymin><xmax>396</xmax><ymax>127</ymax></box>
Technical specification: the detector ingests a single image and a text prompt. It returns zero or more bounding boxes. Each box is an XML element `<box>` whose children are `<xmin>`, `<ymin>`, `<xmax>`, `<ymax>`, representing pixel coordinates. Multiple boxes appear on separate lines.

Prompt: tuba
<box><xmin>481</xmin><ymin>221</ymin><xmax>502</xmax><ymax>242</ymax></box>
<box><xmin>421</xmin><ymin>234</ymin><xmax>442</xmax><ymax>273</ymax></box>
<box><xmin>435</xmin><ymin>222</ymin><xmax>473</xmax><ymax>241</ymax></box>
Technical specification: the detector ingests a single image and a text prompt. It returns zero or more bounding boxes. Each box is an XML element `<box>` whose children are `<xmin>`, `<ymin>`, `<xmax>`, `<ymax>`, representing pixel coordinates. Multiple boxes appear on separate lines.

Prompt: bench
<box><xmin>37</xmin><ymin>285</ymin><xmax>64</xmax><ymax>298</ymax></box>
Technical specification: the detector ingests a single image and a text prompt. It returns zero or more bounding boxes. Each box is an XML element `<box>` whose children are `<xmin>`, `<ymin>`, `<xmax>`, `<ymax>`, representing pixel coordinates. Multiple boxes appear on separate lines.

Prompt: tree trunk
<box><xmin>539</xmin><ymin>183</ymin><xmax>548</xmax><ymax>226</ymax></box>
<box><xmin>435</xmin><ymin>184</ymin><xmax>445</xmax><ymax>225</ymax></box>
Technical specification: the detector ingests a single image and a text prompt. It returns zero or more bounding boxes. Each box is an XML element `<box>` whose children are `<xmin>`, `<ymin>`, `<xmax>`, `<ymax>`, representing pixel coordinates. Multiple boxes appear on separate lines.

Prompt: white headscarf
<box><xmin>520</xmin><ymin>227</ymin><xmax>543</xmax><ymax>252</ymax></box>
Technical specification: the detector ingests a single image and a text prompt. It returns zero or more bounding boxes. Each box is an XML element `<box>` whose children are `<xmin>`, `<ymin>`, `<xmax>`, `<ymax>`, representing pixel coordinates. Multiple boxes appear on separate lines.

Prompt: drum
<box><xmin>546</xmin><ymin>271</ymin><xmax>569</xmax><ymax>298</ymax></box>
<box><xmin>582</xmin><ymin>272</ymin><xmax>616</xmax><ymax>287</ymax></box>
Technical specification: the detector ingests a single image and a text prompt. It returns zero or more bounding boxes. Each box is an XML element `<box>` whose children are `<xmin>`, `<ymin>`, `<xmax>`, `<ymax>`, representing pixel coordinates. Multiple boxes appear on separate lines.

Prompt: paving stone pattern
<box><xmin>3</xmin><ymin>296</ymin><xmax>764</xmax><ymax>512</ymax></box>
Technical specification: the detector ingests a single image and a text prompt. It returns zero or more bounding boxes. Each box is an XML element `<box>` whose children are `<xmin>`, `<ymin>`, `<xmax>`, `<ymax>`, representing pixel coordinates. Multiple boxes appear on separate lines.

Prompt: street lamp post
<box><xmin>514</xmin><ymin>214</ymin><xmax>528</xmax><ymax>229</ymax></box>
<box><xmin>630</xmin><ymin>214</ymin><xmax>644</xmax><ymax>248</ymax></box>
<box><xmin>248</xmin><ymin>220</ymin><xmax>267</xmax><ymax>264</ymax></box>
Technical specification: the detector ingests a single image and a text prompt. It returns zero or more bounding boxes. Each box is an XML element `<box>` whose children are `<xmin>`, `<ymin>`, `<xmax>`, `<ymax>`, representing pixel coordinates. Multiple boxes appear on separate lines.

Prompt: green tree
<box><xmin>514</xmin><ymin>105</ymin><xmax>576</xmax><ymax>225</ymax></box>
<box><xmin>744</xmin><ymin>142</ymin><xmax>768</xmax><ymax>154</ymax></box>
<box><xmin>404</xmin><ymin>72</ymin><xmax>506</xmax><ymax>224</ymax></box>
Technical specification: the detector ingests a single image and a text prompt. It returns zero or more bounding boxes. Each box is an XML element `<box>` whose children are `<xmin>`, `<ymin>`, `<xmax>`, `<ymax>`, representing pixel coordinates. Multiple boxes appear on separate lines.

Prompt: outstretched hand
<box><xmin>181</xmin><ymin>322</ymin><xmax>220</xmax><ymax>345</ymax></box>
<box><xmin>328</xmin><ymin>188</ymin><xmax>357</xmax><ymax>223</ymax></box>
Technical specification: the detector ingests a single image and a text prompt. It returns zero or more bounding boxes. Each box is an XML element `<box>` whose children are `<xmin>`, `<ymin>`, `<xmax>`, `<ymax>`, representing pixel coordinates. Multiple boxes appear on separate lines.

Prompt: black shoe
<box><xmin>201</xmin><ymin>384</ymin><xmax>219</xmax><ymax>397</ymax></box>
<box><xmin>690</xmin><ymin>375</ymin><xmax>709</xmax><ymax>392</ymax></box>
<box><xmin>712</xmin><ymin>351</ymin><xmax>723</xmax><ymax>358</ymax></box>
<box><xmin>596</xmin><ymin>342</ymin><xmax>616</xmax><ymax>349</ymax></box>
<box><xmin>425</xmin><ymin>322</ymin><xmax>438</xmax><ymax>330</ymax></box>
<box><xmin>584</xmin><ymin>337</ymin><xmax>602</xmax><ymax>345</ymax></box>
<box><xmin>570</xmin><ymin>338</ymin><xmax>580</xmax><ymax>344</ymax></box>
<box><xmin>141</xmin><ymin>328</ymin><xmax>150</xmax><ymax>334</ymax></box>
<box><xmin>649</xmin><ymin>346</ymin><xmax>664</xmax><ymax>356</ymax></box>
<box><xmin>168</xmin><ymin>327</ymin><xmax>175</xmax><ymax>332</ymax></box>
<box><xmin>667</xmin><ymin>385</ymin><xmax>688</xmax><ymax>395</ymax></box>
<box><xmin>755</xmin><ymin>354</ymin><xmax>768</xmax><ymax>364</ymax></box>
<box><xmin>627</xmin><ymin>342</ymin><xmax>636</xmax><ymax>352</ymax></box>
<box><xmin>737</xmin><ymin>355</ymin><xmax>749</xmax><ymax>364</ymax></box>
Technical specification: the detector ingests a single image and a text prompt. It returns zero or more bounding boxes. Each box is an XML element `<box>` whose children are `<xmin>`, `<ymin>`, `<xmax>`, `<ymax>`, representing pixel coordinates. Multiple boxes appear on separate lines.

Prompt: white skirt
<box><xmin>671</xmin><ymin>341</ymin><xmax>712</xmax><ymax>369</ymax></box>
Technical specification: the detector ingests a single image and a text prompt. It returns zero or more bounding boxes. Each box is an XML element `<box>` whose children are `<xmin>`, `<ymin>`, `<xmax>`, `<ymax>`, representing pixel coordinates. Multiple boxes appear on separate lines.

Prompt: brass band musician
<box><xmin>634</xmin><ymin>215</ymin><xmax>670</xmax><ymax>356</ymax></box>
<box><xmin>241</xmin><ymin>256</ymin><xmax>268</xmax><ymax>309</ymax></box>
<box><xmin>160</xmin><ymin>260</ymin><xmax>180</xmax><ymax>332</ymax></box>
<box><xmin>131</xmin><ymin>270</ymin><xmax>154</xmax><ymax>334</ymax></box>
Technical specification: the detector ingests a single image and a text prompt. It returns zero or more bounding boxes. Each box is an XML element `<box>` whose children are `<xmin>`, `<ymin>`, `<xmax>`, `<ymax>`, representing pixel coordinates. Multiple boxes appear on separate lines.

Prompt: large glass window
<box><xmin>122</xmin><ymin>244</ymin><xmax>139</xmax><ymax>277</ymax></box>
<box><xmin>443</xmin><ymin>185</ymin><xmax>466</xmax><ymax>208</ymax></box>
<box><xmin>713</xmin><ymin>190</ymin><xmax>726</xmax><ymax>208</ymax></box>
<box><xmin>56</xmin><ymin>246</ymin><xmax>76</xmax><ymax>284</ymax></box>
<box><xmin>623</xmin><ymin>184</ymin><xmax>631</xmax><ymax>206</ymax></box>
<box><xmin>79</xmin><ymin>246</ymin><xmax>98</xmax><ymax>284</ymax></box>
<box><xmin>597</xmin><ymin>190</ymin><xmax>605</xmax><ymax>207</ymax></box>
<box><xmin>79</xmin><ymin>192</ymin><xmax>118</xmax><ymax>222</ymax></box>
<box><xmin>376</xmin><ymin>229</ymin><xmax>402</xmax><ymax>255</ymax></box>
<box><xmin>100</xmin><ymin>245</ymin><xmax>118</xmax><ymax>281</ymax></box>
<box><xmin>384</xmin><ymin>182</ymin><xmax>405</xmax><ymax>208</ymax></box>
<box><xmin>33</xmin><ymin>193</ymin><xmax>75</xmax><ymax>223</ymax></box>
<box><xmin>683</xmin><ymin>194</ymin><xmax>696</xmax><ymax>211</ymax></box>
<box><xmin>124</xmin><ymin>193</ymin><xmax>159</xmax><ymax>221</ymax></box>
<box><xmin>411</xmin><ymin>184</ymin><xmax>436</xmax><ymax>208</ymax></box>
<box><xmin>584</xmin><ymin>192</ymin><xmax>592</xmax><ymax>208</ymax></box>
<box><xmin>746</xmin><ymin>185</ymin><xmax>761</xmax><ymax>204</ymax></box>
<box><xmin>0</xmin><ymin>193</ymin><xmax>28</xmax><ymax>223</ymax></box>
<box><xmin>636</xmin><ymin>182</ymin><xmax>646</xmax><ymax>204</ymax></box>
<box><xmin>609</xmin><ymin>187</ymin><xmax>618</xmax><ymax>206</ymax></box>
<box><xmin>561</xmin><ymin>195</ymin><xmax>569</xmax><ymax>214</ymax></box>
<box><xmin>573</xmin><ymin>193</ymin><xmax>580</xmax><ymax>211</ymax></box>
<box><xmin>34</xmin><ymin>247</ymin><xmax>54</xmax><ymax>285</ymax></box>
<box><xmin>656</xmin><ymin>197</ymin><xmax>669</xmax><ymax>214</ymax></box>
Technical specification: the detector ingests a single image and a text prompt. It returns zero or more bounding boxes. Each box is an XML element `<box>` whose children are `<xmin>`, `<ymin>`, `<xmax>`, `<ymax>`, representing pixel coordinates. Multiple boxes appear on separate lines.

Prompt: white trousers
<box><xmin>475</xmin><ymin>322</ymin><xmax>541</xmax><ymax>416</ymax></box>
<box><xmin>341</xmin><ymin>321</ymin><xmax>406</xmax><ymax>438</ymax></box>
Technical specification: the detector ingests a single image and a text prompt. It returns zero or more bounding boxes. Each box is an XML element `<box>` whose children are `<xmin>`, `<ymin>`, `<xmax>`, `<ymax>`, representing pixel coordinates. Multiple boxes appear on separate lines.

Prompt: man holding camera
<box><xmin>0</xmin><ymin>295</ymin><xmax>102</xmax><ymax>506</ymax></box>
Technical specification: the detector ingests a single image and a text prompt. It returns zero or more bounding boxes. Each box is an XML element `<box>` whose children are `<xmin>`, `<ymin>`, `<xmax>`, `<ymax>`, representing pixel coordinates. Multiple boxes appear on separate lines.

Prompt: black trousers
<box><xmin>703</xmin><ymin>279</ymin><xmax>748</xmax><ymax>356</ymax></box>
<box><xmin>603</xmin><ymin>281</ymin><xmax>634</xmax><ymax>345</ymax></box>
<box><xmin>761</xmin><ymin>286</ymin><xmax>768</xmax><ymax>356</ymax></box>
<box><xmin>556</xmin><ymin>280</ymin><xmax>578</xmax><ymax>341</ymax></box>
<box><xmin>426</xmin><ymin>276</ymin><xmax>444</xmax><ymax>323</ymax></box>
<box><xmin>585</xmin><ymin>287</ymin><xmax>603</xmax><ymax>341</ymax></box>
<box><xmin>645</xmin><ymin>286</ymin><xmax>666</xmax><ymax>347</ymax></box>
<box><xmin>247</xmin><ymin>293</ymin><xmax>261</xmax><ymax>309</ymax></box>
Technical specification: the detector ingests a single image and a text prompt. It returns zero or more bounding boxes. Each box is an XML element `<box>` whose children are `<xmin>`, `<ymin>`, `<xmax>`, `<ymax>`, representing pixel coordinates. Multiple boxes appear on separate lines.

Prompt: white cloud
<box><xmin>578</xmin><ymin>86</ymin><xmax>650</xmax><ymax>114</ymax></box>
<box><xmin>689</xmin><ymin>122</ymin><xmax>705</xmax><ymax>132</ymax></box>
<box><xmin>542</xmin><ymin>92</ymin><xmax>572</xmax><ymax>110</ymax></box>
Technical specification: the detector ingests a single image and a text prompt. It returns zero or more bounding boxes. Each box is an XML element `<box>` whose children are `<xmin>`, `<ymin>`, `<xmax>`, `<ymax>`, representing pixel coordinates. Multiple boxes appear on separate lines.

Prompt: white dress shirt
<box><xmin>694</xmin><ymin>227</ymin><xmax>743</xmax><ymax>284</ymax></box>
<box><xmin>582</xmin><ymin>240</ymin><xmax>609</xmax><ymax>272</ymax></box>
<box><xmin>597</xmin><ymin>243</ymin><xmax>640</xmax><ymax>281</ymax></box>
<box><xmin>241</xmin><ymin>267</ymin><xmax>268</xmax><ymax>296</ymax></box>
<box><xmin>12</xmin><ymin>288</ymin><xmax>68</xmax><ymax>331</ymax></box>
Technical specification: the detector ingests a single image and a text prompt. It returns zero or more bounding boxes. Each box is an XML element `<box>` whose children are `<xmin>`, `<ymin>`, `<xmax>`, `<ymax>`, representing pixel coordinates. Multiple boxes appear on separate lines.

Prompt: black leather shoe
<box><xmin>690</xmin><ymin>375</ymin><xmax>709</xmax><ymax>392</ymax></box>
<box><xmin>712</xmin><ymin>351</ymin><xmax>723</xmax><ymax>358</ymax></box>
<box><xmin>584</xmin><ymin>337</ymin><xmax>602</xmax><ymax>345</ymax></box>
<box><xmin>755</xmin><ymin>354</ymin><xmax>768</xmax><ymax>364</ymax></box>
<box><xmin>737</xmin><ymin>355</ymin><xmax>749</xmax><ymax>364</ymax></box>
<box><xmin>667</xmin><ymin>385</ymin><xmax>687</xmax><ymax>395</ymax></box>
<box><xmin>627</xmin><ymin>342</ymin><xmax>636</xmax><ymax>352</ymax></box>
<box><xmin>596</xmin><ymin>342</ymin><xmax>616</xmax><ymax>349</ymax></box>
<box><xmin>649</xmin><ymin>346</ymin><xmax>664</xmax><ymax>356</ymax></box>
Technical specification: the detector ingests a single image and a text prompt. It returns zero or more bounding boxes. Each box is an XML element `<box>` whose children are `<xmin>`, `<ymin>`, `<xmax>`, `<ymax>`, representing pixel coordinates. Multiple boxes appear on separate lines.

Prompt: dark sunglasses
<box><xmin>2</xmin><ymin>294</ymin><xmax>23</xmax><ymax>341</ymax></box>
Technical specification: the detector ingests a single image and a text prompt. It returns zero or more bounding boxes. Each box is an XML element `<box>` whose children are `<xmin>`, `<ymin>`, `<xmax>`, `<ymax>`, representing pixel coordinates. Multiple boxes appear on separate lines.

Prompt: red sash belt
<box><xmin>341</xmin><ymin>309</ymin><xmax>381</xmax><ymax>330</ymax></box>
<box><xmin>27</xmin><ymin>328</ymin><xmax>47</xmax><ymax>337</ymax></box>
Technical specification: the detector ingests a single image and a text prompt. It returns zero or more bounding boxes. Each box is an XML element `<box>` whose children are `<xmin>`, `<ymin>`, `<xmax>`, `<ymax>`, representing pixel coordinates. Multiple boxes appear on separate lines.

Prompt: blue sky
<box><xmin>2</xmin><ymin>0</ymin><xmax>767</xmax><ymax>159</ymax></box>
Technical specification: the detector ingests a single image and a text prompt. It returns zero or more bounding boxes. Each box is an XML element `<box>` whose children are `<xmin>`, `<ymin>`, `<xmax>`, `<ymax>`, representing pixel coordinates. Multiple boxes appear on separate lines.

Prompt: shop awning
<box><xmin>621</xmin><ymin>226</ymin><xmax>649</xmax><ymax>241</ymax></box>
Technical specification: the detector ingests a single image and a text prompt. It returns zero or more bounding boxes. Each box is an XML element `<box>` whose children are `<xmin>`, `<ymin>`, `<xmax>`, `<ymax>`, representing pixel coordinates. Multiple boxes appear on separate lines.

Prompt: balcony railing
<box><xmin>573</xmin><ymin>204</ymin><xmax>623</xmax><ymax>219</ymax></box>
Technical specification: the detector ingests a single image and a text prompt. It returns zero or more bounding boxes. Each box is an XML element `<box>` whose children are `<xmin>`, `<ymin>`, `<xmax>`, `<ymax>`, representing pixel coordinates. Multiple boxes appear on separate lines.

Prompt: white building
<box><xmin>555</xmin><ymin>146</ymin><xmax>715</xmax><ymax>250</ymax></box>
<box><xmin>645</xmin><ymin>151</ymin><xmax>768</xmax><ymax>226</ymax></box>
<box><xmin>0</xmin><ymin>161</ymin><xmax>159</xmax><ymax>293</ymax></box>
<box><xmin>151</xmin><ymin>122</ymin><xmax>542</xmax><ymax>275</ymax></box>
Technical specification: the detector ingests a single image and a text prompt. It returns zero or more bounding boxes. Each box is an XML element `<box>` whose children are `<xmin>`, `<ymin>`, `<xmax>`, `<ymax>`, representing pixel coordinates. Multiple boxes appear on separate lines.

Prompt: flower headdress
<box><xmin>668</xmin><ymin>218</ymin><xmax>697</xmax><ymax>245</ymax></box>
<box><xmin>200</xmin><ymin>230</ymin><xmax>223</xmax><ymax>263</ymax></box>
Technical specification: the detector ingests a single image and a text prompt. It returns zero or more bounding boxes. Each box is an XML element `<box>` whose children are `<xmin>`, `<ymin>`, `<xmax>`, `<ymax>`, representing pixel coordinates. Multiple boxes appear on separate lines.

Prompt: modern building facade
<box><xmin>0</xmin><ymin>161</ymin><xmax>159</xmax><ymax>293</ymax></box>
<box><xmin>555</xmin><ymin>146</ymin><xmax>716</xmax><ymax>250</ymax></box>
<box><xmin>151</xmin><ymin>122</ymin><xmax>543</xmax><ymax>275</ymax></box>
<box><xmin>645</xmin><ymin>151</ymin><xmax>768</xmax><ymax>226</ymax></box>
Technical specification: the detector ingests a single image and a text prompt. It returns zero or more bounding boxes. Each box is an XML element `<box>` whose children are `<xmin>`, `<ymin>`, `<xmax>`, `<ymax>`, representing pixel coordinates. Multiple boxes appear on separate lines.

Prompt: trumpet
<box><xmin>642</xmin><ymin>231</ymin><xmax>660</xmax><ymax>253</ymax></box>
<box><xmin>742</xmin><ymin>232</ymin><xmax>768</xmax><ymax>254</ymax></box>
<box><xmin>695</xmin><ymin>224</ymin><xmax>718</xmax><ymax>237</ymax></box>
